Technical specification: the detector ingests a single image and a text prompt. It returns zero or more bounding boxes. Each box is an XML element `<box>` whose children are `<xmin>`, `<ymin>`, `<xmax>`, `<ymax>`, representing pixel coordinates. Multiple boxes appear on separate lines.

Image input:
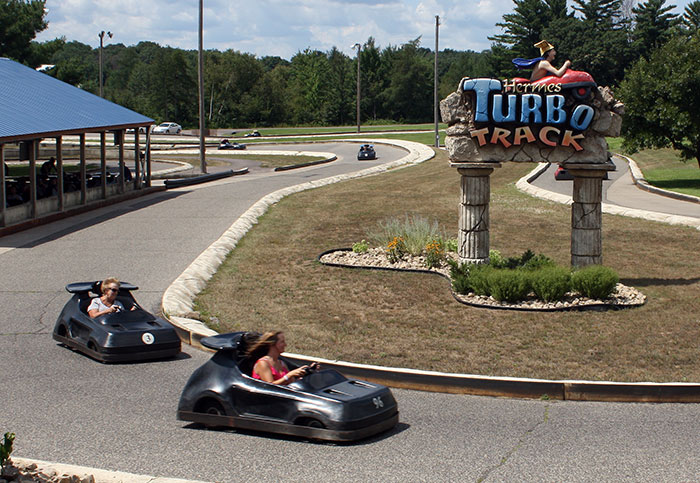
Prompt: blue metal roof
<box><xmin>0</xmin><ymin>57</ymin><xmax>153</xmax><ymax>142</ymax></box>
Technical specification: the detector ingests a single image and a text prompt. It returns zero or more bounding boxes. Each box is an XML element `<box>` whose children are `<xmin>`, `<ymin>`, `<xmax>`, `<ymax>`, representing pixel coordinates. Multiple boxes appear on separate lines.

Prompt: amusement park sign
<box><xmin>462</xmin><ymin>72</ymin><xmax>597</xmax><ymax>152</ymax></box>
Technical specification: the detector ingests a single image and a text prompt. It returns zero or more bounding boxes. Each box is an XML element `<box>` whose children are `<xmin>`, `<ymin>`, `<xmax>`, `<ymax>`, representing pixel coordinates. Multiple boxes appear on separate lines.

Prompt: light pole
<box><xmin>197</xmin><ymin>0</ymin><xmax>206</xmax><ymax>173</ymax></box>
<box><xmin>434</xmin><ymin>15</ymin><xmax>440</xmax><ymax>148</ymax></box>
<box><xmin>98</xmin><ymin>30</ymin><xmax>112</xmax><ymax>98</ymax></box>
<box><xmin>352</xmin><ymin>43</ymin><xmax>361</xmax><ymax>133</ymax></box>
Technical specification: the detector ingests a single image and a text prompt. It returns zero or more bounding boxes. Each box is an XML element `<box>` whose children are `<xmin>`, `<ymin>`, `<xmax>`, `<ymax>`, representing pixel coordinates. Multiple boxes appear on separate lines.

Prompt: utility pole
<box><xmin>198</xmin><ymin>0</ymin><xmax>207</xmax><ymax>173</ymax></box>
<box><xmin>353</xmin><ymin>43</ymin><xmax>361</xmax><ymax>133</ymax></box>
<box><xmin>98</xmin><ymin>30</ymin><xmax>112</xmax><ymax>98</ymax></box>
<box><xmin>434</xmin><ymin>15</ymin><xmax>440</xmax><ymax>148</ymax></box>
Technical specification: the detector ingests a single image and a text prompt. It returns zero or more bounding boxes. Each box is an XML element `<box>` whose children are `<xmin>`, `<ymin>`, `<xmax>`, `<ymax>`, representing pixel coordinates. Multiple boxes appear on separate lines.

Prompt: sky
<box><xmin>35</xmin><ymin>0</ymin><xmax>695</xmax><ymax>60</ymax></box>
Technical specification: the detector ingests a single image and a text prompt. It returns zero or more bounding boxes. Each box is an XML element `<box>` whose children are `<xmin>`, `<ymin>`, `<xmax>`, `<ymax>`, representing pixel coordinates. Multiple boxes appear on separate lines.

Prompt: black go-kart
<box><xmin>218</xmin><ymin>140</ymin><xmax>246</xmax><ymax>150</ymax></box>
<box><xmin>177</xmin><ymin>332</ymin><xmax>399</xmax><ymax>441</ymax></box>
<box><xmin>555</xmin><ymin>165</ymin><xmax>608</xmax><ymax>181</ymax></box>
<box><xmin>357</xmin><ymin>144</ymin><xmax>376</xmax><ymax>160</ymax></box>
<box><xmin>52</xmin><ymin>281</ymin><xmax>181</xmax><ymax>363</ymax></box>
<box><xmin>554</xmin><ymin>165</ymin><xmax>574</xmax><ymax>181</ymax></box>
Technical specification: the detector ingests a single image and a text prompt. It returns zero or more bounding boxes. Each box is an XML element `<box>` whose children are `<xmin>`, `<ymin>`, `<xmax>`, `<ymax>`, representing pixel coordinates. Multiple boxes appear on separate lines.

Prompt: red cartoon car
<box><xmin>512</xmin><ymin>69</ymin><xmax>596</xmax><ymax>100</ymax></box>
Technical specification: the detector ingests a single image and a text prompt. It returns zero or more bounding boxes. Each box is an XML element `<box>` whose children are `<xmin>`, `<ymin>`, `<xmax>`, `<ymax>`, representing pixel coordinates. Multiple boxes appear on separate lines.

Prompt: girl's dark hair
<box><xmin>245</xmin><ymin>331</ymin><xmax>283</xmax><ymax>361</ymax></box>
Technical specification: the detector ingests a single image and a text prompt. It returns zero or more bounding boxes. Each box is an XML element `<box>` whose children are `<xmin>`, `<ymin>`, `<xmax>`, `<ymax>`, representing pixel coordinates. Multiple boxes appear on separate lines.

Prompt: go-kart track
<box><xmin>2</xmin><ymin>140</ymin><xmax>700</xmax><ymax>482</ymax></box>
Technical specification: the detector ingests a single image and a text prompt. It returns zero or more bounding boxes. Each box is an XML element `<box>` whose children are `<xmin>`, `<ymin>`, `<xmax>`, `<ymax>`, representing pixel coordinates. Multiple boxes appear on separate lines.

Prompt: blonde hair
<box><xmin>246</xmin><ymin>331</ymin><xmax>283</xmax><ymax>361</ymax></box>
<box><xmin>101</xmin><ymin>277</ymin><xmax>120</xmax><ymax>294</ymax></box>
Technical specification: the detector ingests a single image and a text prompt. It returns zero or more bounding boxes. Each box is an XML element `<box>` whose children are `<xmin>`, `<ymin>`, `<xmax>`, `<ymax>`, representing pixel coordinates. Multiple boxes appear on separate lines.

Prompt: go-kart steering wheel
<box><xmin>302</xmin><ymin>362</ymin><xmax>320</xmax><ymax>376</ymax></box>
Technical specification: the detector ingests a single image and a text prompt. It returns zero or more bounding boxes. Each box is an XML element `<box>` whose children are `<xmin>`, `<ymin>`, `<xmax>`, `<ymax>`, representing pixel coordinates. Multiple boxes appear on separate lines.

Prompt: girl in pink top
<box><xmin>248</xmin><ymin>331</ymin><xmax>312</xmax><ymax>385</ymax></box>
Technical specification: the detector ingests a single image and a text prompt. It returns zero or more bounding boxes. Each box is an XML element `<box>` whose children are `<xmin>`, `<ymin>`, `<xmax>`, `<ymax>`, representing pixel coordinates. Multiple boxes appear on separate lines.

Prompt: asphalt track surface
<box><xmin>3</xmin><ymin>143</ymin><xmax>700</xmax><ymax>482</ymax></box>
<box><xmin>531</xmin><ymin>156</ymin><xmax>700</xmax><ymax>219</ymax></box>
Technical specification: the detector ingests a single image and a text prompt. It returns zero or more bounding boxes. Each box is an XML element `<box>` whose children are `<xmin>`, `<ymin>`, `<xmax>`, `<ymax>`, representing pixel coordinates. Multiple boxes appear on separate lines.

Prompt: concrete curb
<box><xmin>150</xmin><ymin>148</ymin><xmax>338</xmax><ymax>177</ymax></box>
<box><xmin>274</xmin><ymin>155</ymin><xmax>337</xmax><ymax>171</ymax></box>
<box><xmin>156</xmin><ymin>147</ymin><xmax>337</xmax><ymax>159</ymax></box>
<box><xmin>517</xmin><ymin>160</ymin><xmax>700</xmax><ymax>231</ymax></box>
<box><xmin>150</xmin><ymin>160</ymin><xmax>193</xmax><ymax>178</ymax></box>
<box><xmin>618</xmin><ymin>153</ymin><xmax>700</xmax><ymax>204</ymax></box>
<box><xmin>161</xmin><ymin>142</ymin><xmax>700</xmax><ymax>403</ymax></box>
<box><xmin>280</xmin><ymin>354</ymin><xmax>700</xmax><ymax>403</ymax></box>
<box><xmin>163</xmin><ymin>168</ymin><xmax>248</xmax><ymax>189</ymax></box>
<box><xmin>10</xmin><ymin>457</ymin><xmax>210</xmax><ymax>483</ymax></box>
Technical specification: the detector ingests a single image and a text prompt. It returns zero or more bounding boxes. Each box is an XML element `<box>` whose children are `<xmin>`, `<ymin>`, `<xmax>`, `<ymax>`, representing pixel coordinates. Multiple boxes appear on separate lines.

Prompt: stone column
<box><xmin>452</xmin><ymin>162</ymin><xmax>501</xmax><ymax>265</ymax></box>
<box><xmin>566</xmin><ymin>163</ymin><xmax>615</xmax><ymax>267</ymax></box>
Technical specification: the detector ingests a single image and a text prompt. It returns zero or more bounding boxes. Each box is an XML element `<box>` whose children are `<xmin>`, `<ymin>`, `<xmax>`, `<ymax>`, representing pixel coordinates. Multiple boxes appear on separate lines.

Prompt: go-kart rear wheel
<box><xmin>199</xmin><ymin>399</ymin><xmax>225</xmax><ymax>416</ymax></box>
<box><xmin>297</xmin><ymin>417</ymin><xmax>325</xmax><ymax>429</ymax></box>
<box><xmin>195</xmin><ymin>399</ymin><xmax>227</xmax><ymax>429</ymax></box>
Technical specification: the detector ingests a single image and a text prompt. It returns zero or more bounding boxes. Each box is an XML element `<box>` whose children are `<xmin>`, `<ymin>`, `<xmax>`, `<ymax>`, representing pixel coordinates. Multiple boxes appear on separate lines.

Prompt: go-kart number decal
<box><xmin>142</xmin><ymin>332</ymin><xmax>155</xmax><ymax>345</ymax></box>
<box><xmin>372</xmin><ymin>397</ymin><xmax>384</xmax><ymax>409</ymax></box>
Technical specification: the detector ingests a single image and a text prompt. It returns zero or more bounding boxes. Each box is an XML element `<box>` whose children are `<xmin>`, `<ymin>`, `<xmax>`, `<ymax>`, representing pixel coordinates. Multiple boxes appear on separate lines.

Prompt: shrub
<box><xmin>447</xmin><ymin>249</ymin><xmax>621</xmax><ymax>304</ymax></box>
<box><xmin>1</xmin><ymin>432</ymin><xmax>15</xmax><ymax>466</ymax></box>
<box><xmin>424</xmin><ymin>239</ymin><xmax>446</xmax><ymax>268</ymax></box>
<box><xmin>449</xmin><ymin>261</ymin><xmax>472</xmax><ymax>294</ymax></box>
<box><xmin>521</xmin><ymin>254</ymin><xmax>557</xmax><ymax>271</ymax></box>
<box><xmin>489</xmin><ymin>249</ymin><xmax>556</xmax><ymax>270</ymax></box>
<box><xmin>445</xmin><ymin>238</ymin><xmax>458</xmax><ymax>253</ymax></box>
<box><xmin>385</xmin><ymin>236</ymin><xmax>407</xmax><ymax>263</ymax></box>
<box><xmin>489</xmin><ymin>250</ymin><xmax>505</xmax><ymax>268</ymax></box>
<box><xmin>571</xmin><ymin>265</ymin><xmax>619</xmax><ymax>299</ymax></box>
<box><xmin>468</xmin><ymin>264</ymin><xmax>494</xmax><ymax>296</ymax></box>
<box><xmin>352</xmin><ymin>239</ymin><xmax>369</xmax><ymax>253</ymax></box>
<box><xmin>518</xmin><ymin>249</ymin><xmax>536</xmax><ymax>266</ymax></box>
<box><xmin>488</xmin><ymin>269</ymin><xmax>530</xmax><ymax>303</ymax></box>
<box><xmin>530</xmin><ymin>266</ymin><xmax>572</xmax><ymax>302</ymax></box>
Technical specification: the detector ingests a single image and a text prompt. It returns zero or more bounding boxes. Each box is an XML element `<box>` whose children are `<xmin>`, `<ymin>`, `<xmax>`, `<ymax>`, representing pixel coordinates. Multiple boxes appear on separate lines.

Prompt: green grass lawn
<box><xmin>155</xmin><ymin>153</ymin><xmax>327</xmax><ymax>169</ymax></box>
<box><xmin>231</xmin><ymin>131</ymin><xmax>445</xmax><ymax>146</ymax></box>
<box><xmin>195</xmin><ymin>146</ymin><xmax>700</xmax><ymax>382</ymax></box>
<box><xmin>607</xmin><ymin>138</ymin><xmax>700</xmax><ymax>198</ymax></box>
<box><xmin>625</xmin><ymin>149</ymin><xmax>700</xmax><ymax>198</ymax></box>
<box><xmin>233</xmin><ymin>123</ymin><xmax>445</xmax><ymax>137</ymax></box>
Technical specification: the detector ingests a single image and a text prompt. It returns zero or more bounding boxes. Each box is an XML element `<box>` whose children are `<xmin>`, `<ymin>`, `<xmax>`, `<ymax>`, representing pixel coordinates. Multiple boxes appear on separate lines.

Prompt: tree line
<box><xmin>1</xmin><ymin>0</ymin><xmax>700</xmax><ymax>163</ymax></box>
<box><xmin>29</xmin><ymin>37</ymin><xmax>485</xmax><ymax>129</ymax></box>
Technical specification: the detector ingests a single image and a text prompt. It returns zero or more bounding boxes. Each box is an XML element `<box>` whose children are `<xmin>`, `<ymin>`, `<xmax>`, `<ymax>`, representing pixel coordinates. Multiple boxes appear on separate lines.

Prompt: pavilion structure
<box><xmin>0</xmin><ymin>57</ymin><xmax>156</xmax><ymax>233</ymax></box>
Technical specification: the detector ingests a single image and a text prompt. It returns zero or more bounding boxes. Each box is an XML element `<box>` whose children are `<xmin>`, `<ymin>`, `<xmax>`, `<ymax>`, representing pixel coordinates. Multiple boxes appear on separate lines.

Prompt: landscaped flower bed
<box><xmin>319</xmin><ymin>215</ymin><xmax>646</xmax><ymax>311</ymax></box>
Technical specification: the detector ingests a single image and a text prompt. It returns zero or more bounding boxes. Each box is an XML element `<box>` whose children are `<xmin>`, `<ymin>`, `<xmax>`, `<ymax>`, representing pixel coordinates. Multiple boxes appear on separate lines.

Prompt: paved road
<box><xmin>531</xmin><ymin>156</ymin><xmax>699</xmax><ymax>219</ymax></box>
<box><xmin>3</xmin><ymin>142</ymin><xmax>700</xmax><ymax>482</ymax></box>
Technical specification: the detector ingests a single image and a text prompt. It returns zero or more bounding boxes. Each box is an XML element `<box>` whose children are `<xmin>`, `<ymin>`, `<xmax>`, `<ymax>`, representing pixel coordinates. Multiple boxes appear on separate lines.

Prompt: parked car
<box><xmin>153</xmin><ymin>122</ymin><xmax>182</xmax><ymax>134</ymax></box>
<box><xmin>554</xmin><ymin>165</ymin><xmax>608</xmax><ymax>181</ymax></box>
<box><xmin>244</xmin><ymin>130</ymin><xmax>261</xmax><ymax>137</ymax></box>
<box><xmin>177</xmin><ymin>332</ymin><xmax>399</xmax><ymax>441</ymax></box>
<box><xmin>126</xmin><ymin>126</ymin><xmax>149</xmax><ymax>134</ymax></box>
<box><xmin>357</xmin><ymin>144</ymin><xmax>377</xmax><ymax>160</ymax></box>
<box><xmin>52</xmin><ymin>281</ymin><xmax>181</xmax><ymax>362</ymax></box>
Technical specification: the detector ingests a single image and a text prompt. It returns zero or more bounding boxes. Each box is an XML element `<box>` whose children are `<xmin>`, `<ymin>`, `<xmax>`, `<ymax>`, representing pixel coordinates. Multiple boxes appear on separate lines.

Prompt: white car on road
<box><xmin>153</xmin><ymin>122</ymin><xmax>182</xmax><ymax>134</ymax></box>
